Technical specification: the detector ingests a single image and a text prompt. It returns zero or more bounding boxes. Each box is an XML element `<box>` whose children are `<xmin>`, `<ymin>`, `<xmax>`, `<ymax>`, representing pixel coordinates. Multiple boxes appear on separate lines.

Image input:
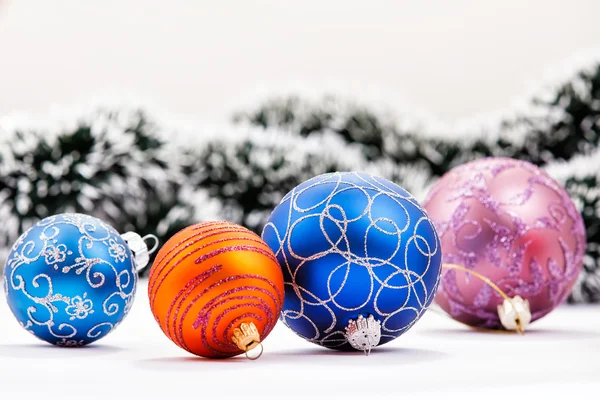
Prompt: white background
<box><xmin>1</xmin><ymin>0</ymin><xmax>599</xmax><ymax>122</ymax></box>
<box><xmin>1</xmin><ymin>3</ymin><xmax>600</xmax><ymax>398</ymax></box>
<box><xmin>0</xmin><ymin>282</ymin><xmax>599</xmax><ymax>399</ymax></box>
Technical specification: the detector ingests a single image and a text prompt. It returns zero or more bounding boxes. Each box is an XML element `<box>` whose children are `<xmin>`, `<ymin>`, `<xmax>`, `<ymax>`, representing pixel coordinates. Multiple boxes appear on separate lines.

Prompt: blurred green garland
<box><xmin>0</xmin><ymin>58</ymin><xmax>599</xmax><ymax>303</ymax></box>
<box><xmin>0</xmin><ymin>107</ymin><xmax>195</xmax><ymax>268</ymax></box>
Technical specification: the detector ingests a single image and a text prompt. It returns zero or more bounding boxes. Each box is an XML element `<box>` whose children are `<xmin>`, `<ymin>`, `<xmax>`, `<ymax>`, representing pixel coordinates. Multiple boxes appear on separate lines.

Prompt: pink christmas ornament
<box><xmin>423</xmin><ymin>158</ymin><xmax>586</xmax><ymax>330</ymax></box>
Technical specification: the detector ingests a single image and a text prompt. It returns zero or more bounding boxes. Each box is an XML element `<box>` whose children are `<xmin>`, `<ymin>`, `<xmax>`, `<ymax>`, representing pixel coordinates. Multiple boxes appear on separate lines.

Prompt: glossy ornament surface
<box><xmin>262</xmin><ymin>172</ymin><xmax>442</xmax><ymax>351</ymax></box>
<box><xmin>148</xmin><ymin>221</ymin><xmax>284</xmax><ymax>358</ymax></box>
<box><xmin>3</xmin><ymin>213</ymin><xmax>138</xmax><ymax>346</ymax></box>
<box><xmin>423</xmin><ymin>157</ymin><xmax>586</xmax><ymax>328</ymax></box>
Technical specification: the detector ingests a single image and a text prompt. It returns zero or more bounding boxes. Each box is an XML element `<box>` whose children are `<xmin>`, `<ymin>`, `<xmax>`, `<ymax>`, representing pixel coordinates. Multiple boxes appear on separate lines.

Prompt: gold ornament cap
<box><xmin>231</xmin><ymin>322</ymin><xmax>263</xmax><ymax>359</ymax></box>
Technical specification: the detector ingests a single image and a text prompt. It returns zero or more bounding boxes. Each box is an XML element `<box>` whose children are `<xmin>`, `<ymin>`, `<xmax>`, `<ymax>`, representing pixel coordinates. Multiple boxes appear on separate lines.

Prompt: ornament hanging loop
<box><xmin>244</xmin><ymin>342</ymin><xmax>264</xmax><ymax>360</ymax></box>
<box><xmin>363</xmin><ymin>336</ymin><xmax>374</xmax><ymax>356</ymax></box>
<box><xmin>143</xmin><ymin>234</ymin><xmax>160</xmax><ymax>255</ymax></box>
<box><xmin>516</xmin><ymin>323</ymin><xmax>524</xmax><ymax>335</ymax></box>
<box><xmin>121</xmin><ymin>232</ymin><xmax>159</xmax><ymax>273</ymax></box>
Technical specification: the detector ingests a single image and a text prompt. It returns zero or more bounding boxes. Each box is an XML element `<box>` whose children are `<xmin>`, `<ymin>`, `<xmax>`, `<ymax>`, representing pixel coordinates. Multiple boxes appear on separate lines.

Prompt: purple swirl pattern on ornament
<box><xmin>423</xmin><ymin>158</ymin><xmax>586</xmax><ymax>328</ymax></box>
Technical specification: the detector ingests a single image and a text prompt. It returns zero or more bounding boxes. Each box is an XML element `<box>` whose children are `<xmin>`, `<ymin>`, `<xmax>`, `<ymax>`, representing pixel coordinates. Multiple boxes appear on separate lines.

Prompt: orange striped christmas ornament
<box><xmin>147</xmin><ymin>221</ymin><xmax>284</xmax><ymax>359</ymax></box>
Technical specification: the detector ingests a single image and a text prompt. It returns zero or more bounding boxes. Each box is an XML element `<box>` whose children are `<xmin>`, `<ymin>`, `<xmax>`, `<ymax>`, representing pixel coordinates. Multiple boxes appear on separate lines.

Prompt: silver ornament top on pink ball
<box><xmin>423</xmin><ymin>157</ymin><xmax>586</xmax><ymax>330</ymax></box>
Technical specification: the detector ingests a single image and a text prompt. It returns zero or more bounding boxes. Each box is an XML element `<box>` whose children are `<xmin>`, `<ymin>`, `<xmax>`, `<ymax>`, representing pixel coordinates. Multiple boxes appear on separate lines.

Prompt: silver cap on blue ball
<box><xmin>345</xmin><ymin>314</ymin><xmax>381</xmax><ymax>355</ymax></box>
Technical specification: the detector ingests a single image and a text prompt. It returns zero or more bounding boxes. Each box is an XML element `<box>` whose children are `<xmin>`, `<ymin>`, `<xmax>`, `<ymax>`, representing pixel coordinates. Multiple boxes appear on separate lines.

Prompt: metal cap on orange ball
<box><xmin>147</xmin><ymin>221</ymin><xmax>284</xmax><ymax>360</ymax></box>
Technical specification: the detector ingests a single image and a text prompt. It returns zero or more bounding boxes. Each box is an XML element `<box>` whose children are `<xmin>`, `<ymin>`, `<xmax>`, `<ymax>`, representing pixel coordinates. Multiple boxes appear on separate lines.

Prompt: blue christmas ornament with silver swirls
<box><xmin>262</xmin><ymin>172</ymin><xmax>442</xmax><ymax>353</ymax></box>
<box><xmin>3</xmin><ymin>213</ymin><xmax>154</xmax><ymax>346</ymax></box>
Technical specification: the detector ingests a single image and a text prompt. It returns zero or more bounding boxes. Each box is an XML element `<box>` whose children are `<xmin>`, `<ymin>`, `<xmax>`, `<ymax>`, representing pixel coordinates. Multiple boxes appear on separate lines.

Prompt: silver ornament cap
<box><xmin>121</xmin><ymin>232</ymin><xmax>158</xmax><ymax>272</ymax></box>
<box><xmin>344</xmin><ymin>314</ymin><xmax>382</xmax><ymax>355</ymax></box>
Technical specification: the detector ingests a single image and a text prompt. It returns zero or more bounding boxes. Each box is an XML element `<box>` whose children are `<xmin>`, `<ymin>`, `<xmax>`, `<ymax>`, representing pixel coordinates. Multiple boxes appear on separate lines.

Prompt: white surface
<box><xmin>1</xmin><ymin>1</ymin><xmax>599</xmax><ymax>122</ymax></box>
<box><xmin>0</xmin><ymin>281</ymin><xmax>599</xmax><ymax>399</ymax></box>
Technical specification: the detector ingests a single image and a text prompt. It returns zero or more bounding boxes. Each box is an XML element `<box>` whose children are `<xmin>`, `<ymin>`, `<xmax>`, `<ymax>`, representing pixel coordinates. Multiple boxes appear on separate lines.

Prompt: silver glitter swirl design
<box><xmin>3</xmin><ymin>213</ymin><xmax>136</xmax><ymax>345</ymax></box>
<box><xmin>264</xmin><ymin>172</ymin><xmax>441</xmax><ymax>348</ymax></box>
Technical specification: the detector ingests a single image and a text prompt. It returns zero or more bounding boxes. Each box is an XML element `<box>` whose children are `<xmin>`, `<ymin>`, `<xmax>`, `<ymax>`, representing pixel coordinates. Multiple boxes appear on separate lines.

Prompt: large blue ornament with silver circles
<box><xmin>3</xmin><ymin>213</ymin><xmax>149</xmax><ymax>346</ymax></box>
<box><xmin>262</xmin><ymin>172</ymin><xmax>442</xmax><ymax>353</ymax></box>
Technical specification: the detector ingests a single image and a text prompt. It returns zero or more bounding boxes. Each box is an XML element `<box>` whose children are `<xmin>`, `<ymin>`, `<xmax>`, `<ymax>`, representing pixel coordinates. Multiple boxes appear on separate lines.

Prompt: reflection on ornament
<box><xmin>263</xmin><ymin>172</ymin><xmax>442</xmax><ymax>353</ymax></box>
<box><xmin>147</xmin><ymin>221</ymin><xmax>284</xmax><ymax>359</ymax></box>
<box><xmin>2</xmin><ymin>213</ymin><xmax>155</xmax><ymax>346</ymax></box>
<box><xmin>424</xmin><ymin>158</ymin><xmax>586</xmax><ymax>329</ymax></box>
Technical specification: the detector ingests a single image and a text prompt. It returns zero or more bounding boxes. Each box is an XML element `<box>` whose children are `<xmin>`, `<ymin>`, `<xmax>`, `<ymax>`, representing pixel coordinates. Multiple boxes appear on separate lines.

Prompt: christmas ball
<box><xmin>423</xmin><ymin>157</ymin><xmax>586</xmax><ymax>329</ymax></box>
<box><xmin>3</xmin><ymin>213</ymin><xmax>139</xmax><ymax>346</ymax></box>
<box><xmin>262</xmin><ymin>172</ymin><xmax>442</xmax><ymax>352</ymax></box>
<box><xmin>148</xmin><ymin>221</ymin><xmax>284</xmax><ymax>358</ymax></box>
